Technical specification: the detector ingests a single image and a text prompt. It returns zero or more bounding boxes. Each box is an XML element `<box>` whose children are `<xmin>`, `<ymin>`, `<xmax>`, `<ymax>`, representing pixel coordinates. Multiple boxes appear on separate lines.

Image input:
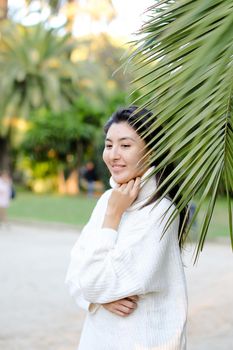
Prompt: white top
<box><xmin>0</xmin><ymin>177</ymin><xmax>11</xmax><ymax>208</ymax></box>
<box><xmin>65</xmin><ymin>168</ymin><xmax>188</xmax><ymax>350</ymax></box>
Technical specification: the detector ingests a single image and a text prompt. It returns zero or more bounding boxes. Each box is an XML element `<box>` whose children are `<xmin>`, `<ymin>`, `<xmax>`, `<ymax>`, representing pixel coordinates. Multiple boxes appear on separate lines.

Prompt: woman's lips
<box><xmin>111</xmin><ymin>165</ymin><xmax>126</xmax><ymax>171</ymax></box>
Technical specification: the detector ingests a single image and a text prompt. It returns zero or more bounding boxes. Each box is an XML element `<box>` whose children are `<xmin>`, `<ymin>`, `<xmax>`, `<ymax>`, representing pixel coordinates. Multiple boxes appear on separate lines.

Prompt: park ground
<box><xmin>0</xmin><ymin>222</ymin><xmax>233</xmax><ymax>350</ymax></box>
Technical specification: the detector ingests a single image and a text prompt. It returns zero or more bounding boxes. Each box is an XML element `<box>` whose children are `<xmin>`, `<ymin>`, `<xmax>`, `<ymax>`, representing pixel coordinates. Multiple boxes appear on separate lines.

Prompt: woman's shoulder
<box><xmin>145</xmin><ymin>195</ymin><xmax>174</xmax><ymax>212</ymax></box>
<box><xmin>145</xmin><ymin>196</ymin><xmax>178</xmax><ymax>224</ymax></box>
<box><xmin>155</xmin><ymin>196</ymin><xmax>176</xmax><ymax>212</ymax></box>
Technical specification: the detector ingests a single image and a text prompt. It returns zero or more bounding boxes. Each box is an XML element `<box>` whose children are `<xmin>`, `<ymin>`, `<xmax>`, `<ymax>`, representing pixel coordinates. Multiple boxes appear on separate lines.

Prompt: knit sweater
<box><xmin>65</xmin><ymin>168</ymin><xmax>188</xmax><ymax>350</ymax></box>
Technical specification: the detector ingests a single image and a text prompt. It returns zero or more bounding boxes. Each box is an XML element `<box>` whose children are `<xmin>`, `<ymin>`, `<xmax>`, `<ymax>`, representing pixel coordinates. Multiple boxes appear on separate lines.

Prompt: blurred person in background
<box><xmin>83</xmin><ymin>161</ymin><xmax>98</xmax><ymax>197</ymax></box>
<box><xmin>0</xmin><ymin>170</ymin><xmax>12</xmax><ymax>228</ymax></box>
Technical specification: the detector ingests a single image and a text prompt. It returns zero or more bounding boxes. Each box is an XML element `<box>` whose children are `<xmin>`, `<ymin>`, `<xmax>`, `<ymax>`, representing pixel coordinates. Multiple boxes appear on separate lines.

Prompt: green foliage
<box><xmin>130</xmin><ymin>0</ymin><xmax>233</xmax><ymax>259</ymax></box>
<box><xmin>16</xmin><ymin>153</ymin><xmax>59</xmax><ymax>192</ymax></box>
<box><xmin>0</xmin><ymin>21</ymin><xmax>78</xmax><ymax>136</ymax></box>
<box><xmin>0</xmin><ymin>8</ymin><xmax>136</xmax><ymax>183</ymax></box>
<box><xmin>18</xmin><ymin>102</ymin><xmax>99</xmax><ymax>188</ymax></box>
<box><xmin>16</xmin><ymin>34</ymin><xmax>131</xmax><ymax>188</ymax></box>
<box><xmin>23</xmin><ymin>104</ymin><xmax>99</xmax><ymax>156</ymax></box>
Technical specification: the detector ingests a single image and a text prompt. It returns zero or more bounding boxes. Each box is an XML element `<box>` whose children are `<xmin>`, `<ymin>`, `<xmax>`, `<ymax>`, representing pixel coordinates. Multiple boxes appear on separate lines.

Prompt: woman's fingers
<box><xmin>103</xmin><ymin>303</ymin><xmax>131</xmax><ymax>316</ymax></box>
<box><xmin>113</xmin><ymin>309</ymin><xmax>130</xmax><ymax>317</ymax></box>
<box><xmin>131</xmin><ymin>177</ymin><xmax>141</xmax><ymax>195</ymax></box>
<box><xmin>122</xmin><ymin>178</ymin><xmax>141</xmax><ymax>194</ymax></box>
<box><xmin>102</xmin><ymin>297</ymin><xmax>138</xmax><ymax>317</ymax></box>
<box><xmin>133</xmin><ymin>177</ymin><xmax>141</xmax><ymax>189</ymax></box>
<box><xmin>120</xmin><ymin>179</ymin><xmax>134</xmax><ymax>193</ymax></box>
<box><xmin>119</xmin><ymin>299</ymin><xmax>137</xmax><ymax>310</ymax></box>
<box><xmin>115</xmin><ymin>302</ymin><xmax>136</xmax><ymax>316</ymax></box>
<box><xmin>119</xmin><ymin>183</ymin><xmax>127</xmax><ymax>191</ymax></box>
<box><xmin>126</xmin><ymin>295</ymin><xmax>139</xmax><ymax>302</ymax></box>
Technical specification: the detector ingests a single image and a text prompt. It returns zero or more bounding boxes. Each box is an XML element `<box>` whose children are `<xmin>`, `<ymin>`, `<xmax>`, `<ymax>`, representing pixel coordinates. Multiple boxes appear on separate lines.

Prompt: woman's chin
<box><xmin>112</xmin><ymin>174</ymin><xmax>134</xmax><ymax>184</ymax></box>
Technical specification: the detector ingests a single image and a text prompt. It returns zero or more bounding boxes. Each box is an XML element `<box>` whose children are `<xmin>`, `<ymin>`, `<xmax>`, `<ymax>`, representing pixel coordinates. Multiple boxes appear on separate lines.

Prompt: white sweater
<box><xmin>65</xmin><ymin>169</ymin><xmax>188</xmax><ymax>350</ymax></box>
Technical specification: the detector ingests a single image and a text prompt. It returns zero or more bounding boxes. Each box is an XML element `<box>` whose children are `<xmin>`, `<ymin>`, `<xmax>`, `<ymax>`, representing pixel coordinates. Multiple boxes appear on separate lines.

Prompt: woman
<box><xmin>0</xmin><ymin>170</ymin><xmax>12</xmax><ymax>227</ymax></box>
<box><xmin>65</xmin><ymin>106</ymin><xmax>188</xmax><ymax>350</ymax></box>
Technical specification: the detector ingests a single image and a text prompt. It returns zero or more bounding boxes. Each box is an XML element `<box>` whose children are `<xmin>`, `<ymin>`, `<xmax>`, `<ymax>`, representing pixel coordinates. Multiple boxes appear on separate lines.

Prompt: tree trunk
<box><xmin>57</xmin><ymin>169</ymin><xmax>79</xmax><ymax>195</ymax></box>
<box><xmin>0</xmin><ymin>0</ymin><xmax>8</xmax><ymax>20</ymax></box>
<box><xmin>0</xmin><ymin>136</ymin><xmax>10</xmax><ymax>171</ymax></box>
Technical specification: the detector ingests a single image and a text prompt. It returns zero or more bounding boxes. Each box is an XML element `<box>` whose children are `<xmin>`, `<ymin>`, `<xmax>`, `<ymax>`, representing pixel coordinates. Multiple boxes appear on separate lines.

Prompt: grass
<box><xmin>8</xmin><ymin>191</ymin><xmax>98</xmax><ymax>228</ymax></box>
<box><xmin>195</xmin><ymin>197</ymin><xmax>231</xmax><ymax>239</ymax></box>
<box><xmin>8</xmin><ymin>191</ymin><xmax>231</xmax><ymax>239</ymax></box>
<box><xmin>209</xmin><ymin>199</ymin><xmax>229</xmax><ymax>236</ymax></box>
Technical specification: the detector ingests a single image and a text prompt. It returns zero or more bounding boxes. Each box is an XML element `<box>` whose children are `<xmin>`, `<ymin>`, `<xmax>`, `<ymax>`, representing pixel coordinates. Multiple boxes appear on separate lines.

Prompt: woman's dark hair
<box><xmin>104</xmin><ymin>105</ymin><xmax>189</xmax><ymax>248</ymax></box>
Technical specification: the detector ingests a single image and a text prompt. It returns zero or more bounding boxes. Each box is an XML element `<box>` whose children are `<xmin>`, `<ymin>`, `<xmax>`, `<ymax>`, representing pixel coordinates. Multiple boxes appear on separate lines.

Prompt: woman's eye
<box><xmin>122</xmin><ymin>144</ymin><xmax>131</xmax><ymax>148</ymax></box>
<box><xmin>105</xmin><ymin>144</ymin><xmax>112</xmax><ymax>149</ymax></box>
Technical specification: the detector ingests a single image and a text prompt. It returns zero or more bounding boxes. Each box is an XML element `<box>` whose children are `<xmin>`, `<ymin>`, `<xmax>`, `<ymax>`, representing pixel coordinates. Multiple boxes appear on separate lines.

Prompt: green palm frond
<box><xmin>130</xmin><ymin>0</ymin><xmax>233</xmax><ymax>259</ymax></box>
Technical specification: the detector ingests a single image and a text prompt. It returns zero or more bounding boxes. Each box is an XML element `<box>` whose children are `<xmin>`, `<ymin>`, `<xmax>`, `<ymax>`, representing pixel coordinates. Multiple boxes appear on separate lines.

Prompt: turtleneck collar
<box><xmin>109</xmin><ymin>167</ymin><xmax>157</xmax><ymax>211</ymax></box>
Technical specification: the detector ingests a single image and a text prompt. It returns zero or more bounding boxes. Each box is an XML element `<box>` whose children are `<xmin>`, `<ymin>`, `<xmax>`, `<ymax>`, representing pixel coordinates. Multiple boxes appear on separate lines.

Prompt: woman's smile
<box><xmin>111</xmin><ymin>164</ymin><xmax>126</xmax><ymax>171</ymax></box>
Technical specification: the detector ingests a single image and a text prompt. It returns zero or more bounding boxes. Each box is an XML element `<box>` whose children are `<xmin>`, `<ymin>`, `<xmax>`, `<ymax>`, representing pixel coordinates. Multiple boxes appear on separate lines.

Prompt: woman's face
<box><xmin>103</xmin><ymin>122</ymin><xmax>149</xmax><ymax>184</ymax></box>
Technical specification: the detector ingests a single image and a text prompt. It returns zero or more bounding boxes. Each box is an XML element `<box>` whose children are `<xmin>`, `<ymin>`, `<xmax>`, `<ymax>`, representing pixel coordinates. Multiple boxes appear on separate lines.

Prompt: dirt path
<box><xmin>0</xmin><ymin>223</ymin><xmax>232</xmax><ymax>350</ymax></box>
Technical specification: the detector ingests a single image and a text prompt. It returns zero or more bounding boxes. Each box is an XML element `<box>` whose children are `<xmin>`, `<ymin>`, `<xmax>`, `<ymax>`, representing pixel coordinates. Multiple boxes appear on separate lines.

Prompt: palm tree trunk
<box><xmin>0</xmin><ymin>0</ymin><xmax>8</xmax><ymax>20</ymax></box>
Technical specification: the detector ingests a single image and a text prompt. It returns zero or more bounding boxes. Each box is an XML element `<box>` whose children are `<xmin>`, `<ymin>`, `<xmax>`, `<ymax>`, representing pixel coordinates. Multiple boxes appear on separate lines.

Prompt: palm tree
<box><xmin>0</xmin><ymin>21</ymin><xmax>79</xmax><ymax>170</ymax></box>
<box><xmin>130</xmin><ymin>0</ymin><xmax>233</xmax><ymax>258</ymax></box>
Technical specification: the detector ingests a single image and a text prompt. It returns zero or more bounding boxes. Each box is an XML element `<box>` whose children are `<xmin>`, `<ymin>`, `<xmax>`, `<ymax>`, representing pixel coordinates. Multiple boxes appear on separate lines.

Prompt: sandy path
<box><xmin>0</xmin><ymin>223</ymin><xmax>232</xmax><ymax>350</ymax></box>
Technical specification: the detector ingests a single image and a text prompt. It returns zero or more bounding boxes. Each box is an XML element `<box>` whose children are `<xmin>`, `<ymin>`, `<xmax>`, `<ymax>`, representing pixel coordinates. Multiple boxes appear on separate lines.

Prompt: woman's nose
<box><xmin>110</xmin><ymin>146</ymin><xmax>120</xmax><ymax>160</ymax></box>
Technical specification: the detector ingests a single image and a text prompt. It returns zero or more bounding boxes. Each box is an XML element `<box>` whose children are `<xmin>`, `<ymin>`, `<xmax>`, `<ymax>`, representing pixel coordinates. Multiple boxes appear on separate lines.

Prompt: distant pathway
<box><xmin>0</xmin><ymin>223</ymin><xmax>232</xmax><ymax>350</ymax></box>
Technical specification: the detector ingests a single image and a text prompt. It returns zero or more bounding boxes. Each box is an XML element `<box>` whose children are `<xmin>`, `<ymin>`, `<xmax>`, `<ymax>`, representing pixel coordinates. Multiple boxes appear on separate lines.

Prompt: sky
<box><xmin>8</xmin><ymin>0</ymin><xmax>154</xmax><ymax>40</ymax></box>
<box><xmin>105</xmin><ymin>0</ymin><xmax>154</xmax><ymax>39</ymax></box>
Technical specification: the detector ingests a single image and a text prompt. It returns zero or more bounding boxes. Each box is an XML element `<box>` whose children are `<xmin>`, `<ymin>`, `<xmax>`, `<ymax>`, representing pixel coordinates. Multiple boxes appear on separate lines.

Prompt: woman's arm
<box><xmin>66</xmin><ymin>197</ymin><xmax>179</xmax><ymax>304</ymax></box>
<box><xmin>66</xmin><ymin>179</ymin><xmax>141</xmax><ymax>313</ymax></box>
<box><xmin>67</xmin><ymin>279</ymin><xmax>100</xmax><ymax>313</ymax></box>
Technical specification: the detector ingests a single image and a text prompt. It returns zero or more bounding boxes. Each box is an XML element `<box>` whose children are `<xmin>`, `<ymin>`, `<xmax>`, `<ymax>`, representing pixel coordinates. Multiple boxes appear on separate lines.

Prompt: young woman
<box><xmin>65</xmin><ymin>106</ymin><xmax>188</xmax><ymax>350</ymax></box>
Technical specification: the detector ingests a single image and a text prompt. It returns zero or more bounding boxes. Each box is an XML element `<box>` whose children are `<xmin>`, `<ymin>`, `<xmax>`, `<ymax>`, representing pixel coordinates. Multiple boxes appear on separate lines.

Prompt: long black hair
<box><xmin>104</xmin><ymin>105</ymin><xmax>189</xmax><ymax>248</ymax></box>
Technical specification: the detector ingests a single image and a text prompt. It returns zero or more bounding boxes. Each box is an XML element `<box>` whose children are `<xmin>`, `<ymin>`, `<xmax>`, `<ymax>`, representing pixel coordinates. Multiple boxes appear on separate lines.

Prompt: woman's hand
<box><xmin>102</xmin><ymin>295</ymin><xmax>139</xmax><ymax>317</ymax></box>
<box><xmin>109</xmin><ymin>177</ymin><xmax>141</xmax><ymax>214</ymax></box>
<box><xmin>102</xmin><ymin>177</ymin><xmax>141</xmax><ymax>230</ymax></box>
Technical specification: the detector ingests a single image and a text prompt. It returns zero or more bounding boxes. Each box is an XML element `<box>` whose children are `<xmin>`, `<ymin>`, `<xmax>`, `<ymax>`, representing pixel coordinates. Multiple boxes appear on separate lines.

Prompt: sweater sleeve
<box><xmin>66</xmin><ymin>198</ymin><xmax>180</xmax><ymax>304</ymax></box>
<box><xmin>65</xmin><ymin>190</ymin><xmax>111</xmax><ymax>310</ymax></box>
<box><xmin>67</xmin><ymin>278</ymin><xmax>100</xmax><ymax>313</ymax></box>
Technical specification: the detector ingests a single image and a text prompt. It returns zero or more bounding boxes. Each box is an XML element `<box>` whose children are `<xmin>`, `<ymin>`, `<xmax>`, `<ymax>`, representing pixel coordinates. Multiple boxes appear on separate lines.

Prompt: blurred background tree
<box><xmin>0</xmin><ymin>21</ymin><xmax>79</xmax><ymax>171</ymax></box>
<box><xmin>19</xmin><ymin>102</ymin><xmax>99</xmax><ymax>193</ymax></box>
<box><xmin>0</xmin><ymin>0</ymin><xmax>135</xmax><ymax>193</ymax></box>
<box><xmin>0</xmin><ymin>0</ymin><xmax>230</xmax><ymax>247</ymax></box>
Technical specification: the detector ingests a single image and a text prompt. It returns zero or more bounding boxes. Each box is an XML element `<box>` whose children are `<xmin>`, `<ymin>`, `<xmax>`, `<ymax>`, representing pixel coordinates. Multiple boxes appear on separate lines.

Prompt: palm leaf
<box><xmin>0</xmin><ymin>20</ymin><xmax>78</xmax><ymax>130</ymax></box>
<box><xmin>130</xmin><ymin>0</ymin><xmax>233</xmax><ymax>259</ymax></box>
